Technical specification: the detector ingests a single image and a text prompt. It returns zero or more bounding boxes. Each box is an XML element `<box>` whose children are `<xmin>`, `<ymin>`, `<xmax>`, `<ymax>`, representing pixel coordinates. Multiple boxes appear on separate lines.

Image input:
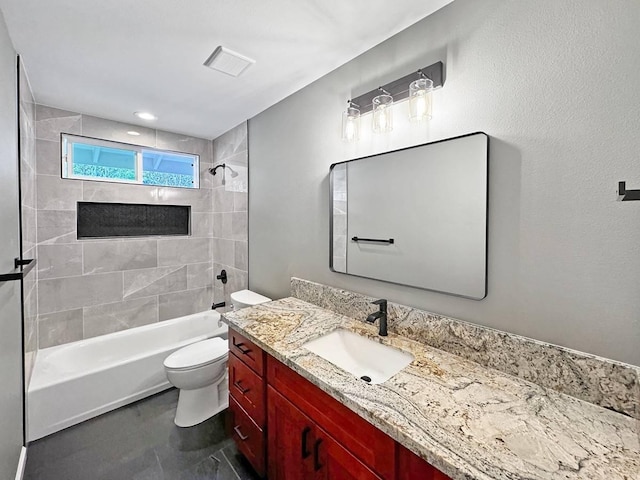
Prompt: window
<box><xmin>61</xmin><ymin>134</ymin><xmax>199</xmax><ymax>188</ymax></box>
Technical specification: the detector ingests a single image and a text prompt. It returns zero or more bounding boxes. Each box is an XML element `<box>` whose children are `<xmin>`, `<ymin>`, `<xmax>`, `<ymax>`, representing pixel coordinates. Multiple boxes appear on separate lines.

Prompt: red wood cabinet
<box><xmin>228</xmin><ymin>330</ymin><xmax>267</xmax><ymax>477</ymax></box>
<box><xmin>227</xmin><ymin>327</ymin><xmax>452</xmax><ymax>480</ymax></box>
<box><xmin>267</xmin><ymin>355</ymin><xmax>395</xmax><ymax>479</ymax></box>
<box><xmin>268</xmin><ymin>386</ymin><xmax>382</xmax><ymax>480</ymax></box>
<box><xmin>397</xmin><ymin>444</ymin><xmax>452</xmax><ymax>480</ymax></box>
<box><xmin>228</xmin><ymin>396</ymin><xmax>265</xmax><ymax>476</ymax></box>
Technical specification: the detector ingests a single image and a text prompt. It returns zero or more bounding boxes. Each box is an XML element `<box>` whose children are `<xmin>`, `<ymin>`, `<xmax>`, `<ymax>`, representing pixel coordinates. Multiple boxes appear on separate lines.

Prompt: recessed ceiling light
<box><xmin>127</xmin><ymin>131</ymin><xmax>141</xmax><ymax>136</ymax></box>
<box><xmin>134</xmin><ymin>112</ymin><xmax>157</xmax><ymax>121</ymax></box>
<box><xmin>203</xmin><ymin>46</ymin><xmax>255</xmax><ymax>77</ymax></box>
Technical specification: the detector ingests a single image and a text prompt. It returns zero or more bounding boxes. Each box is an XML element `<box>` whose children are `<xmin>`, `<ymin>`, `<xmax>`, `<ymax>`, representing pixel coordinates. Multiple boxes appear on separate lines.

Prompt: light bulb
<box><xmin>409</xmin><ymin>78</ymin><xmax>433</xmax><ymax>122</ymax></box>
<box><xmin>372</xmin><ymin>94</ymin><xmax>393</xmax><ymax>133</ymax></box>
<box><xmin>342</xmin><ymin>105</ymin><xmax>360</xmax><ymax>142</ymax></box>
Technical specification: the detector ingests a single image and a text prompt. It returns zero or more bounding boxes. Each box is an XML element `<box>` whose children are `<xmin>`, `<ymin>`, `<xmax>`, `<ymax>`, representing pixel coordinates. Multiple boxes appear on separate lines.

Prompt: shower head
<box><xmin>208</xmin><ymin>163</ymin><xmax>239</xmax><ymax>178</ymax></box>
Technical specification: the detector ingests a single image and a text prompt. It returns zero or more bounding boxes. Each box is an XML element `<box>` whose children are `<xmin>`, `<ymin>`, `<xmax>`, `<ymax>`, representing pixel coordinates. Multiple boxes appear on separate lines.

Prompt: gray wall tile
<box><xmin>36</xmin><ymin>139</ymin><xmax>61</xmax><ymax>176</ymax></box>
<box><xmin>234</xmin><ymin>241</ymin><xmax>248</xmax><ymax>271</ymax></box>
<box><xmin>37</xmin><ymin>244</ymin><xmax>83</xmax><ymax>279</ymax></box>
<box><xmin>37</xmin><ymin>210</ymin><xmax>76</xmax><ymax>245</ymax></box>
<box><xmin>37</xmin><ymin>175</ymin><xmax>82</xmax><ymax>210</ymax></box>
<box><xmin>83</xmin><ymin>297</ymin><xmax>158</xmax><ymax>338</ymax></box>
<box><xmin>31</xmin><ymin>107</ymin><xmax>234</xmax><ymax>347</ymax></box>
<box><xmin>157</xmin><ymin>238</ymin><xmax>211</xmax><ymax>267</ymax></box>
<box><xmin>158</xmin><ymin>287</ymin><xmax>212</xmax><ymax>321</ymax></box>
<box><xmin>213</xmin><ymin>122</ymin><xmax>247</xmax><ymax>162</ymax></box>
<box><xmin>82</xmin><ymin>182</ymin><xmax>160</xmax><ymax>204</ymax></box>
<box><xmin>188</xmin><ymin>262</ymin><xmax>214</xmax><ymax>290</ymax></box>
<box><xmin>191</xmin><ymin>213</ymin><xmax>213</xmax><ymax>238</ymax></box>
<box><xmin>234</xmin><ymin>192</ymin><xmax>247</xmax><ymax>212</ymax></box>
<box><xmin>38</xmin><ymin>272</ymin><xmax>123</xmax><ymax>314</ymax></box>
<box><xmin>35</xmin><ymin>105</ymin><xmax>81</xmax><ymax>141</ymax></box>
<box><xmin>123</xmin><ymin>266</ymin><xmax>187</xmax><ymax>300</ymax></box>
<box><xmin>82</xmin><ymin>115</ymin><xmax>156</xmax><ymax>147</ymax></box>
<box><xmin>38</xmin><ymin>309</ymin><xmax>83</xmax><ymax>348</ymax></box>
<box><xmin>212</xmin><ymin>187</ymin><xmax>234</xmax><ymax>213</ymax></box>
<box><xmin>231</xmin><ymin>212</ymin><xmax>247</xmax><ymax>241</ymax></box>
<box><xmin>157</xmin><ymin>187</ymin><xmax>212</xmax><ymax>213</ymax></box>
<box><xmin>155</xmin><ymin>130</ymin><xmax>213</xmax><ymax>161</ymax></box>
<box><xmin>213</xmin><ymin>238</ymin><xmax>234</xmax><ymax>267</ymax></box>
<box><xmin>83</xmin><ymin>240</ymin><xmax>158</xmax><ymax>274</ymax></box>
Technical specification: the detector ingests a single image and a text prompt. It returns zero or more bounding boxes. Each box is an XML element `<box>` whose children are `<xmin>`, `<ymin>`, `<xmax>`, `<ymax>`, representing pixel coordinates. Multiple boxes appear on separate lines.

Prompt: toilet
<box><xmin>163</xmin><ymin>289</ymin><xmax>271</xmax><ymax>427</ymax></box>
<box><xmin>230</xmin><ymin>289</ymin><xmax>272</xmax><ymax>310</ymax></box>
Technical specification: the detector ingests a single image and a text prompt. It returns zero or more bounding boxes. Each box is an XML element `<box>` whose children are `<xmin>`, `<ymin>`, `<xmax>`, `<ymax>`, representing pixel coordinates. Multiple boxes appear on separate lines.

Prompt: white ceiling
<box><xmin>0</xmin><ymin>0</ymin><xmax>452</xmax><ymax>139</ymax></box>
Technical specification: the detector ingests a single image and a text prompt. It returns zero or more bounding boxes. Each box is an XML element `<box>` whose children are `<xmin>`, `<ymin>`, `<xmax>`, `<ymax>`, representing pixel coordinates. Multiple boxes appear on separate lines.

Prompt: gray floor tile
<box><xmin>24</xmin><ymin>388</ymin><xmax>259</xmax><ymax>480</ymax></box>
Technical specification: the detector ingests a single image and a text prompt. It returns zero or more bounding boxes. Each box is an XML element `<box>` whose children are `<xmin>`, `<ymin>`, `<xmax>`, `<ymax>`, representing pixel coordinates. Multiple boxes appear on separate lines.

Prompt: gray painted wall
<box><xmin>248</xmin><ymin>0</ymin><xmax>640</xmax><ymax>366</ymax></box>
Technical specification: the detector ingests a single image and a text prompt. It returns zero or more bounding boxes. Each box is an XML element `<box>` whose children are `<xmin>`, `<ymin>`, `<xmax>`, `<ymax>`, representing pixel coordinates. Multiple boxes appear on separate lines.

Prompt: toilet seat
<box><xmin>164</xmin><ymin>338</ymin><xmax>228</xmax><ymax>370</ymax></box>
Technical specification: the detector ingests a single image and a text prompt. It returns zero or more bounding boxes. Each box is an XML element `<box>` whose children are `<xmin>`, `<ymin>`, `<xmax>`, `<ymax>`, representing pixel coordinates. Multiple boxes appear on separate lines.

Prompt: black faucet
<box><xmin>366</xmin><ymin>299</ymin><xmax>388</xmax><ymax>336</ymax></box>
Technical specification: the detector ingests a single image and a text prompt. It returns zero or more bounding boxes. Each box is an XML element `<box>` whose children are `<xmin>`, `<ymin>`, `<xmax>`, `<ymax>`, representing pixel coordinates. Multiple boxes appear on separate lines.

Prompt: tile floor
<box><xmin>24</xmin><ymin>388</ymin><xmax>260</xmax><ymax>480</ymax></box>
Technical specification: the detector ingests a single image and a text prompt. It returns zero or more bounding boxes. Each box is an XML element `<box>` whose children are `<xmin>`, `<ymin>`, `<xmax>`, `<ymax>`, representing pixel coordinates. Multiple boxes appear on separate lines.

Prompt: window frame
<box><xmin>61</xmin><ymin>133</ymin><xmax>200</xmax><ymax>189</ymax></box>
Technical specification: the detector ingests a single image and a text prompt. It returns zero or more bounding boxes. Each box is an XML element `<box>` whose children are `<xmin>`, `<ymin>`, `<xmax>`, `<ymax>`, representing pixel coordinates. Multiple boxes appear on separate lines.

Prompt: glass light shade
<box><xmin>408</xmin><ymin>78</ymin><xmax>433</xmax><ymax>122</ymax></box>
<box><xmin>341</xmin><ymin>106</ymin><xmax>360</xmax><ymax>142</ymax></box>
<box><xmin>372</xmin><ymin>94</ymin><xmax>393</xmax><ymax>133</ymax></box>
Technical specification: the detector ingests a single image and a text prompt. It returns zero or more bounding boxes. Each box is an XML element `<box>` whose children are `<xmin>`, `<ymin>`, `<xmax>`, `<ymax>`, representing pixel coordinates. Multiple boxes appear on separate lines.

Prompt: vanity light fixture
<box><xmin>134</xmin><ymin>111</ymin><xmax>157</xmax><ymax>121</ymax></box>
<box><xmin>372</xmin><ymin>89</ymin><xmax>393</xmax><ymax>133</ymax></box>
<box><xmin>342</xmin><ymin>101</ymin><xmax>361</xmax><ymax>142</ymax></box>
<box><xmin>342</xmin><ymin>61</ymin><xmax>444</xmax><ymax>138</ymax></box>
<box><xmin>408</xmin><ymin>72</ymin><xmax>434</xmax><ymax>122</ymax></box>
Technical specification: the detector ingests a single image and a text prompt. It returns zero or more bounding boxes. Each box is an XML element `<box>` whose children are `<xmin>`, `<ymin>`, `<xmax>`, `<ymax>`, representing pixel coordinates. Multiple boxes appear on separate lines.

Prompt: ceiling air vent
<box><xmin>203</xmin><ymin>46</ymin><xmax>255</xmax><ymax>77</ymax></box>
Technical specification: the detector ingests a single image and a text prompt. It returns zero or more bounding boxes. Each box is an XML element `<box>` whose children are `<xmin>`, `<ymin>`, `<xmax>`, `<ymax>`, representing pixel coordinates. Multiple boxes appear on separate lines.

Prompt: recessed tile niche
<box><xmin>77</xmin><ymin>202</ymin><xmax>190</xmax><ymax>238</ymax></box>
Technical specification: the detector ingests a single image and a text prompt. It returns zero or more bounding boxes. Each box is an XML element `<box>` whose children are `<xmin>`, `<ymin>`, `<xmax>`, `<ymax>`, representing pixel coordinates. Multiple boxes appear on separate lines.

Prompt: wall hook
<box><xmin>618</xmin><ymin>181</ymin><xmax>640</xmax><ymax>201</ymax></box>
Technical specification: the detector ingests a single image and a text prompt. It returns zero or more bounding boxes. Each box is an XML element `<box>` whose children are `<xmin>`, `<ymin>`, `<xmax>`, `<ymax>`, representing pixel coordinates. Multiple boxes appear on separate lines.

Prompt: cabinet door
<box><xmin>267</xmin><ymin>386</ymin><xmax>315</xmax><ymax>480</ymax></box>
<box><xmin>397</xmin><ymin>444</ymin><xmax>452</xmax><ymax>480</ymax></box>
<box><xmin>313</xmin><ymin>427</ymin><xmax>384</xmax><ymax>480</ymax></box>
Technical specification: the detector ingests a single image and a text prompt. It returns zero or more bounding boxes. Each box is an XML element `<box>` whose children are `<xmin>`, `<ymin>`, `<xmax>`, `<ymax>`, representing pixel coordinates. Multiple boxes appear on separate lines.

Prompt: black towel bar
<box><xmin>351</xmin><ymin>237</ymin><xmax>394</xmax><ymax>244</ymax></box>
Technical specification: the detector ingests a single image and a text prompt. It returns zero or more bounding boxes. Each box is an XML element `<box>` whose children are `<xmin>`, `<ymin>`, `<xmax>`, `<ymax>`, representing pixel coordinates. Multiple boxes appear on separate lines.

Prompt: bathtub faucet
<box><xmin>212</xmin><ymin>301</ymin><xmax>225</xmax><ymax>310</ymax></box>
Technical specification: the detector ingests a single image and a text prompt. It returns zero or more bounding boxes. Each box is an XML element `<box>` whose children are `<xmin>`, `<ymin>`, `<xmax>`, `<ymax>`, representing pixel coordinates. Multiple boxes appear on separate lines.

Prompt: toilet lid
<box><xmin>230</xmin><ymin>289</ymin><xmax>271</xmax><ymax>306</ymax></box>
<box><xmin>164</xmin><ymin>338</ymin><xmax>228</xmax><ymax>369</ymax></box>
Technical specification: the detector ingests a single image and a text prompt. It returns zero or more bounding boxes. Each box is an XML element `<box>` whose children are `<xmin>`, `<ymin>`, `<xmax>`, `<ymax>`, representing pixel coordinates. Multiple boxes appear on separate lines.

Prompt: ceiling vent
<box><xmin>203</xmin><ymin>46</ymin><xmax>255</xmax><ymax>77</ymax></box>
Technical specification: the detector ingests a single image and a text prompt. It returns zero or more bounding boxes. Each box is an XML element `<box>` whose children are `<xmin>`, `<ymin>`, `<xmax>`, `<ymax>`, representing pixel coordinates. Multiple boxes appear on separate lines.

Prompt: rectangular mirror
<box><xmin>330</xmin><ymin>132</ymin><xmax>488</xmax><ymax>299</ymax></box>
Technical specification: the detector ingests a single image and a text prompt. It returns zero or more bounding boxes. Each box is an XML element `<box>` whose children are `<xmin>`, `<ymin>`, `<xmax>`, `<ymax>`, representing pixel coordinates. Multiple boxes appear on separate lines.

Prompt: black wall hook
<box><xmin>618</xmin><ymin>181</ymin><xmax>640</xmax><ymax>201</ymax></box>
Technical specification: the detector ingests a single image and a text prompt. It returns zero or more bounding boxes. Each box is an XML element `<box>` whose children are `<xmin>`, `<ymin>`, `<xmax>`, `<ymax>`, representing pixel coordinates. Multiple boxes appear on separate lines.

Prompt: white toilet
<box><xmin>230</xmin><ymin>289</ymin><xmax>272</xmax><ymax>310</ymax></box>
<box><xmin>163</xmin><ymin>289</ymin><xmax>271</xmax><ymax>427</ymax></box>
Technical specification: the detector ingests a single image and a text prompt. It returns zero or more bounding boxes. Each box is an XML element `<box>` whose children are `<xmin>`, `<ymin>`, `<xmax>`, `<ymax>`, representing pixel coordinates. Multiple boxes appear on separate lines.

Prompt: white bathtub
<box><xmin>28</xmin><ymin>310</ymin><xmax>226</xmax><ymax>441</ymax></box>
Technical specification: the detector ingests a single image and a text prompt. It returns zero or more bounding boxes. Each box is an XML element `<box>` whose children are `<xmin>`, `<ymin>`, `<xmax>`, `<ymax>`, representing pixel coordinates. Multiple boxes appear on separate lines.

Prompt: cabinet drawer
<box><xmin>229</xmin><ymin>395</ymin><xmax>265</xmax><ymax>477</ymax></box>
<box><xmin>229</xmin><ymin>352</ymin><xmax>266</xmax><ymax>427</ymax></box>
<box><xmin>229</xmin><ymin>329</ymin><xmax>265</xmax><ymax>376</ymax></box>
<box><xmin>267</xmin><ymin>356</ymin><xmax>395</xmax><ymax>480</ymax></box>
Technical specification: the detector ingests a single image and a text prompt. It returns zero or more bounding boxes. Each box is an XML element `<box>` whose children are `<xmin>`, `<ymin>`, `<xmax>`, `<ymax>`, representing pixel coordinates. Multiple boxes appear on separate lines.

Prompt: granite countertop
<box><xmin>222</xmin><ymin>297</ymin><xmax>640</xmax><ymax>480</ymax></box>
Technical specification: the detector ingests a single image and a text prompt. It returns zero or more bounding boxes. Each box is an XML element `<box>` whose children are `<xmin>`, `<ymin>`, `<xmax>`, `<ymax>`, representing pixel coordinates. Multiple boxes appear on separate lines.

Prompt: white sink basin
<box><xmin>302</xmin><ymin>329</ymin><xmax>414</xmax><ymax>384</ymax></box>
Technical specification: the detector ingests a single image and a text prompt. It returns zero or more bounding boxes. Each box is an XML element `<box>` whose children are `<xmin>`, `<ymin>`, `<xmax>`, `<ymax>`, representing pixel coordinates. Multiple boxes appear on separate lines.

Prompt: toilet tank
<box><xmin>230</xmin><ymin>289</ymin><xmax>272</xmax><ymax>310</ymax></box>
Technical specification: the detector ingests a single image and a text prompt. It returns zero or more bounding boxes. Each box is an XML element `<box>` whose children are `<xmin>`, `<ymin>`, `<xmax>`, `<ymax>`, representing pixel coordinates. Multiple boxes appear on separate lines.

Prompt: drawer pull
<box><xmin>313</xmin><ymin>438</ymin><xmax>323</xmax><ymax>471</ymax></box>
<box><xmin>233</xmin><ymin>379</ymin><xmax>249</xmax><ymax>394</ymax></box>
<box><xmin>232</xmin><ymin>339</ymin><xmax>252</xmax><ymax>355</ymax></box>
<box><xmin>234</xmin><ymin>425</ymin><xmax>249</xmax><ymax>441</ymax></box>
<box><xmin>301</xmin><ymin>426</ymin><xmax>311</xmax><ymax>459</ymax></box>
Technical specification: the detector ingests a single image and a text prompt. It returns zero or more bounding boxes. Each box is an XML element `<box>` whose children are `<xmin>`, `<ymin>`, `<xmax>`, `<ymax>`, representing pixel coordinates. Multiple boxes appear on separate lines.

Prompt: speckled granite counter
<box><xmin>223</xmin><ymin>297</ymin><xmax>639</xmax><ymax>480</ymax></box>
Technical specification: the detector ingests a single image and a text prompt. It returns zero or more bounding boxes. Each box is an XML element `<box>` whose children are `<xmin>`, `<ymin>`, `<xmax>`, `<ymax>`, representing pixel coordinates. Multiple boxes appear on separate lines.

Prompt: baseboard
<box><xmin>14</xmin><ymin>446</ymin><xmax>27</xmax><ymax>480</ymax></box>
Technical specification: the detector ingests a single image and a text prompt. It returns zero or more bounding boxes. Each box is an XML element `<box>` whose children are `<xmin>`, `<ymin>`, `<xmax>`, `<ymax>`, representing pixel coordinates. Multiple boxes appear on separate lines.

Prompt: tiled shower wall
<box><xmin>19</xmin><ymin>60</ymin><xmax>37</xmax><ymax>384</ymax></box>
<box><xmin>34</xmin><ymin>106</ymin><xmax>221</xmax><ymax>348</ymax></box>
<box><xmin>211</xmin><ymin>122</ymin><xmax>249</xmax><ymax>312</ymax></box>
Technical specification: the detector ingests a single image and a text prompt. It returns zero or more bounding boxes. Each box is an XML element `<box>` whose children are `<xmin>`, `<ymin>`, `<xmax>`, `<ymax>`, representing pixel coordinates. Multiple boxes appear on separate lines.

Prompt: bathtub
<box><xmin>28</xmin><ymin>310</ymin><xmax>226</xmax><ymax>441</ymax></box>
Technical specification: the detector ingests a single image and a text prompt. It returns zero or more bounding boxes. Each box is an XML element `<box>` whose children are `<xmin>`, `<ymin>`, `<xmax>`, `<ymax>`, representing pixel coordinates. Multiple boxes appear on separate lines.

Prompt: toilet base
<box><xmin>174</xmin><ymin>376</ymin><xmax>228</xmax><ymax>427</ymax></box>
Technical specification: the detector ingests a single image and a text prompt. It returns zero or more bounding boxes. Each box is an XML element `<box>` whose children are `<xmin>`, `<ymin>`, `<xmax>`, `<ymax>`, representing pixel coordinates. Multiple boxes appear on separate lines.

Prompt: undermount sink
<box><xmin>302</xmin><ymin>329</ymin><xmax>414</xmax><ymax>384</ymax></box>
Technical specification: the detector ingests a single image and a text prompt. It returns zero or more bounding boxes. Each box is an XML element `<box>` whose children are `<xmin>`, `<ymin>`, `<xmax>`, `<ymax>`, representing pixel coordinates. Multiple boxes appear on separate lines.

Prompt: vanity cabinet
<box><xmin>268</xmin><ymin>386</ymin><xmax>382</xmax><ymax>480</ymax></box>
<box><xmin>228</xmin><ymin>330</ymin><xmax>267</xmax><ymax>477</ymax></box>
<box><xmin>228</xmin><ymin>327</ymin><xmax>451</xmax><ymax>480</ymax></box>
